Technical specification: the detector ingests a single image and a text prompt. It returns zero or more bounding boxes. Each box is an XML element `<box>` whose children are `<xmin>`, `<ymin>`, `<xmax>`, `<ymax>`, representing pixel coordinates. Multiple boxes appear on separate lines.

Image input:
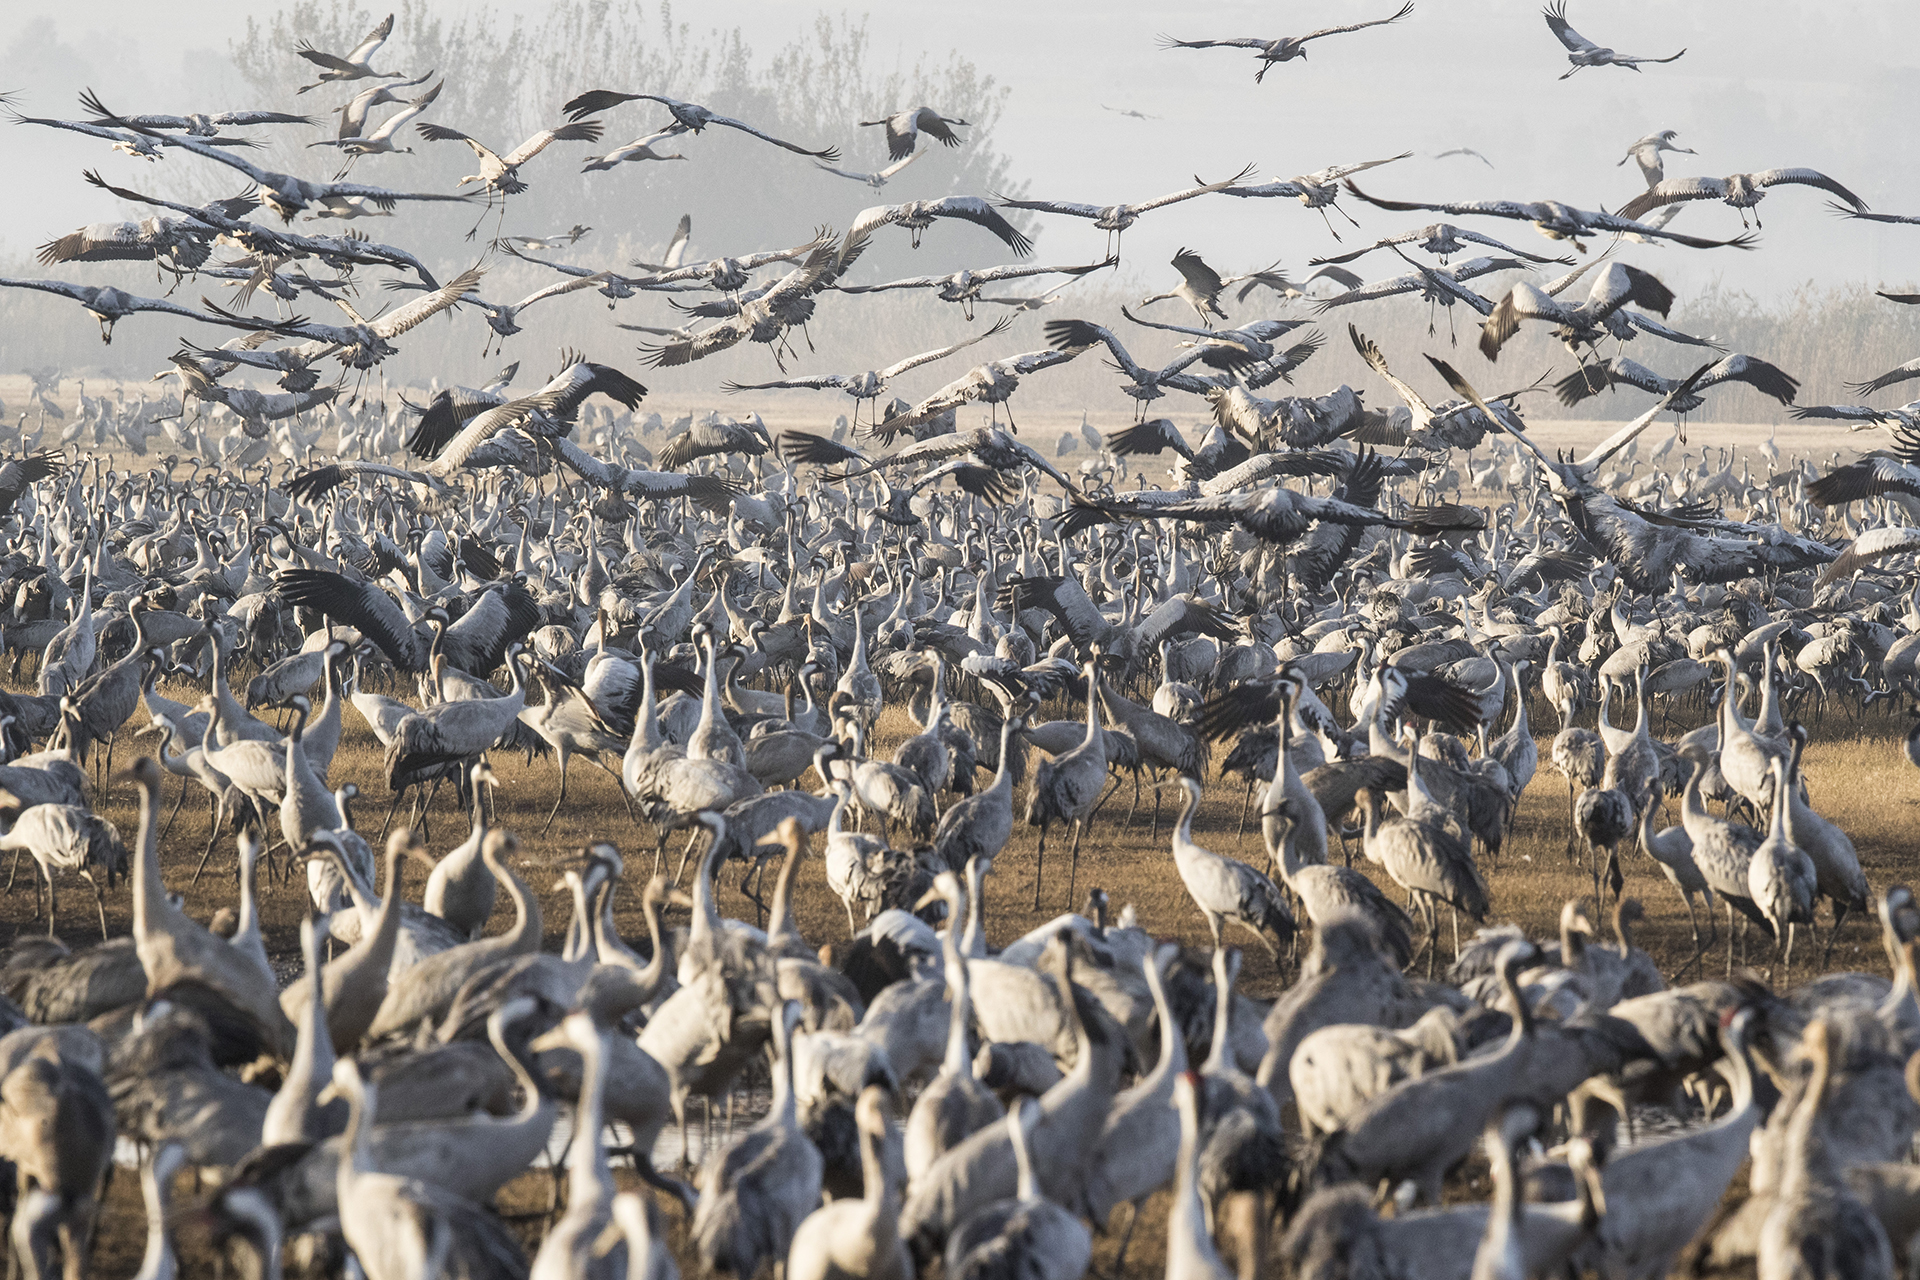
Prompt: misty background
<box><xmin>4</xmin><ymin>0</ymin><xmax>1920</xmax><ymax>427</ymax></box>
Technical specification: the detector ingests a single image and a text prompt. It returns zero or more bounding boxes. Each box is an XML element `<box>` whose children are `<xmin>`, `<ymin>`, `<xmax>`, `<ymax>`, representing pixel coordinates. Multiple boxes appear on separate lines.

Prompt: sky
<box><xmin>5</xmin><ymin>0</ymin><xmax>1920</xmax><ymax>391</ymax></box>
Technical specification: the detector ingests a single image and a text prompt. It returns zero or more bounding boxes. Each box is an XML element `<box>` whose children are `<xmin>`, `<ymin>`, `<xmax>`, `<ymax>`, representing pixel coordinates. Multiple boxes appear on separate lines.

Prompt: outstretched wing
<box><xmin>707</xmin><ymin>112</ymin><xmax>840</xmax><ymax>162</ymax></box>
<box><xmin>1301</xmin><ymin>1</ymin><xmax>1415</xmax><ymax>43</ymax></box>
<box><xmin>927</xmin><ymin>197</ymin><xmax>1033</xmax><ymax>256</ymax></box>
<box><xmin>881</xmin><ymin>316</ymin><xmax>1014</xmax><ymax>379</ymax></box>
<box><xmin>1815</xmin><ymin>524</ymin><xmax>1918</xmax><ymax>584</ymax></box>
<box><xmin>1541</xmin><ymin>1</ymin><xmax>1601</xmax><ymax>54</ymax></box>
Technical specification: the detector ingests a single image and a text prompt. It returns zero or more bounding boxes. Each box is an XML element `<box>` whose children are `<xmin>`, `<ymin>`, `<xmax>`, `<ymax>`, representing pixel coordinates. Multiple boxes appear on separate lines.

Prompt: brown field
<box><xmin>29</xmin><ymin>663</ymin><xmax>1920</xmax><ymax>1278</ymax></box>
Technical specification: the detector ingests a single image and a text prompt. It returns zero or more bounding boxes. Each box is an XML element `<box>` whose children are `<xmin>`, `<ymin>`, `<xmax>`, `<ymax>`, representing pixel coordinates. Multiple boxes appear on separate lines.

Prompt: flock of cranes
<box><xmin>4</xmin><ymin>5</ymin><xmax>1920</xmax><ymax>1280</ymax></box>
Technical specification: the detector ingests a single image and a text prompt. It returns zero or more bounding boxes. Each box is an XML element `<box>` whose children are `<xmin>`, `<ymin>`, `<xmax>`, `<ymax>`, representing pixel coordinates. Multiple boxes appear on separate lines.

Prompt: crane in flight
<box><xmin>0</xmin><ymin>278</ymin><xmax>298</xmax><ymax>345</ymax></box>
<box><xmin>1619</xmin><ymin>168</ymin><xmax>1868</xmax><ymax>229</ymax></box>
<box><xmin>724</xmin><ymin>318</ymin><xmax>1014</xmax><ymax>426</ymax></box>
<box><xmin>1344</xmin><ymin>180</ymin><xmax>1760</xmax><ymax>253</ymax></box>
<box><xmin>1619</xmin><ymin>131</ymin><xmax>1694</xmax><ymax>186</ymax></box>
<box><xmin>77</xmin><ymin>88</ymin><xmax>315</xmax><ymax>142</ymax></box>
<box><xmin>295</xmin><ymin>14</ymin><xmax>412</xmax><ymax>94</ymax></box>
<box><xmin>998</xmin><ymin>165</ymin><xmax>1253</xmax><ymax>254</ymax></box>
<box><xmin>561</xmin><ymin>91</ymin><xmax>839</xmax><ymax>161</ymax></box>
<box><xmin>1159</xmin><ymin>3</ymin><xmax>1415</xmax><ymax>82</ymax></box>
<box><xmin>1542</xmin><ymin>2</ymin><xmax>1685</xmax><ymax>79</ymax></box>
<box><xmin>859</xmin><ymin>106</ymin><xmax>968</xmax><ymax>160</ymax></box>
<box><xmin>815</xmin><ymin>149</ymin><xmax>924</xmax><ymax>190</ymax></box>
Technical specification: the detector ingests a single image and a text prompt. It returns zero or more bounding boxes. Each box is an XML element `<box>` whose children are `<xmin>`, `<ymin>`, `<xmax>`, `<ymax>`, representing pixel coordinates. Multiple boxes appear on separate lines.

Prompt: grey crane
<box><xmin>729</xmin><ymin>318</ymin><xmax>1013</xmax><ymax>422</ymax></box>
<box><xmin>787</xmin><ymin>1084</ymin><xmax>910</xmax><ymax>1280</ymax></box>
<box><xmin>932</xmin><ymin>703</ymin><xmax>1032</xmax><ymax>875</ymax></box>
<box><xmin>1310</xmin><ymin>222</ymin><xmax>1574</xmax><ymax>267</ymax></box>
<box><xmin>1344</xmin><ymin>180</ymin><xmax>1759</xmax><ymax>253</ymax></box>
<box><xmin>304</xmin><ymin>79</ymin><xmax>441</xmax><ymax>176</ymax></box>
<box><xmin>691</xmin><ymin>1001</ymin><xmax>824</xmax><ymax>1279</ymax></box>
<box><xmin>1169</xmin><ymin>776</ymin><xmax>1295</xmax><ymax>957</ymax></box>
<box><xmin>1620</xmin><ymin>130</ymin><xmax>1695</xmax><ymax>186</ymax></box>
<box><xmin>1553</xmin><ymin>352</ymin><xmax>1800</xmax><ymax>413</ymax></box>
<box><xmin>1620</xmin><ymin>167</ymin><xmax>1868</xmax><ymax>228</ymax></box>
<box><xmin>1757</xmin><ymin>1019</ymin><xmax>1895</xmax><ymax>1280</ymax></box>
<box><xmin>323</xmin><ymin>1059</ymin><xmax>530</xmax><ymax>1280</ymax></box>
<box><xmin>1355</xmin><ymin>784</ymin><xmax>1487</xmax><ymax>975</ymax></box>
<box><xmin>999</xmin><ymin>166</ymin><xmax>1254</xmax><ymax>253</ymax></box>
<box><xmin>0</xmin><ymin>278</ymin><xmax>293</xmax><ymax>346</ymax></box>
<box><xmin>904</xmin><ymin>871</ymin><xmax>1005</xmax><ymax>1181</ymax></box>
<box><xmin>295</xmin><ymin>14</ymin><xmax>408</xmax><ymax>94</ymax></box>
<box><xmin>1159</xmin><ymin>3</ymin><xmax>1415</xmax><ymax>81</ymax></box>
<box><xmin>847</xmin><ymin>197</ymin><xmax>1034</xmax><ymax>256</ymax></box>
<box><xmin>582</xmin><ymin>127</ymin><xmax>690</xmax><ymax>172</ymax></box>
<box><xmin>0</xmin><ymin>791</ymin><xmax>125</xmax><ymax>939</ymax></box>
<box><xmin>1024</xmin><ymin>660</ymin><xmax>1110</xmax><ymax>909</ymax></box>
<box><xmin>562</xmin><ymin>90</ymin><xmax>841</xmax><ymax>161</ymax></box>
<box><xmin>833</xmin><ymin>261</ymin><xmax>1113</xmax><ymax>320</ymax></box>
<box><xmin>384</xmin><ymin>648</ymin><xmax>528</xmax><ymax>795</ymax></box>
<box><xmin>1542</xmin><ymin>1</ymin><xmax>1685</xmax><ymax>78</ymax></box>
<box><xmin>1139</xmin><ymin>248</ymin><xmax>1230</xmax><ymax>326</ymax></box>
<box><xmin>815</xmin><ymin>149</ymin><xmax>924</xmax><ymax>189</ymax></box>
<box><xmin>1749</xmin><ymin>756</ymin><xmax>1817</xmax><ymax>979</ymax></box>
<box><xmin>1211</xmin><ymin>151</ymin><xmax>1414</xmax><ymax>239</ymax></box>
<box><xmin>944</xmin><ymin>1097</ymin><xmax>1093</xmax><ymax>1280</ymax></box>
<box><xmin>861</xmin><ymin>105</ymin><xmax>968</xmax><ymax>159</ymax></box>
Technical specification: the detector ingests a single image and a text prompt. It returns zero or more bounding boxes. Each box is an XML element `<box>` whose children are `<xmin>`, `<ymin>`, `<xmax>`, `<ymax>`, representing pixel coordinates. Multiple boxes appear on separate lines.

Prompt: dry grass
<box><xmin>26</xmin><ymin>670</ymin><xmax>1918</xmax><ymax>1277</ymax></box>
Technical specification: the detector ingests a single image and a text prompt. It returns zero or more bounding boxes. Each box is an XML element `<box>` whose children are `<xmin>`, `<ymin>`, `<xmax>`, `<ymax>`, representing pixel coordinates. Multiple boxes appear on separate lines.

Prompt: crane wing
<box><xmin>501</xmin><ymin>120</ymin><xmax>604</xmax><ymax>167</ymax></box>
<box><xmin>1541</xmin><ymin>1</ymin><xmax>1601</xmax><ymax>54</ymax></box>
<box><xmin>880</xmin><ymin>316</ymin><xmax>1013</xmax><ymax>379</ymax></box>
<box><xmin>345</xmin><ymin>13</ymin><xmax>396</xmax><ymax>65</ymax></box>
<box><xmin>1301</xmin><ymin>1</ymin><xmax>1415</xmax><ymax>43</ymax></box>
<box><xmin>275</xmin><ymin>568</ymin><xmax>426</xmax><ymax>672</ymax></box>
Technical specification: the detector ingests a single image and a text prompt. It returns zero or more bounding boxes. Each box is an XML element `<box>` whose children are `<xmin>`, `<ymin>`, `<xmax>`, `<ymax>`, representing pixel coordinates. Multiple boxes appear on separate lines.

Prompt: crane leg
<box><xmin>44</xmin><ymin>869</ymin><xmax>56</xmax><ymax>938</ymax></box>
<box><xmin>1109</xmin><ymin>1199</ymin><xmax>1142</xmax><ymax>1275</ymax></box>
<box><xmin>2</xmin><ymin>848</ymin><xmax>19</xmax><ymax>893</ymax></box>
<box><xmin>1823</xmin><ymin>901</ymin><xmax>1849</xmax><ymax>967</ymax></box>
<box><xmin>193</xmin><ymin>793</ymin><xmax>230</xmax><ymax>886</ymax></box>
<box><xmin>1150</xmin><ymin>773</ymin><xmax>1163</xmax><ymax>842</ymax></box>
<box><xmin>86</xmin><ymin>872</ymin><xmax>106</xmax><ymax>942</ymax></box>
<box><xmin>1725</xmin><ymin>903</ymin><xmax>1736</xmax><ymax>978</ymax></box>
<box><xmin>1124</xmin><ymin>769</ymin><xmax>1141</xmax><ymax>831</ymax></box>
<box><xmin>542</xmin><ymin>762</ymin><xmax>569</xmax><ymax>834</ymax></box>
<box><xmin>1065</xmin><ymin>819</ymin><xmax>1086</xmax><ymax>912</ymax></box>
<box><xmin>671</xmin><ymin>829</ymin><xmax>702</xmax><ymax>886</ymax></box>
<box><xmin>1033</xmin><ymin>822</ymin><xmax>1047</xmax><ymax>910</ymax></box>
<box><xmin>1235</xmin><ymin>777</ymin><xmax>1254</xmax><ymax>844</ymax></box>
<box><xmin>380</xmin><ymin>787</ymin><xmax>407</xmax><ymax>839</ymax></box>
<box><xmin>159</xmin><ymin>776</ymin><xmax>189</xmax><ymax>842</ymax></box>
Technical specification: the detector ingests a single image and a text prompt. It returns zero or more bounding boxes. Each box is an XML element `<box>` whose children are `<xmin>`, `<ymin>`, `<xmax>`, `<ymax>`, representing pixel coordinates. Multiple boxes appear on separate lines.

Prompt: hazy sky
<box><xmin>6</xmin><ymin>2</ymin><xmax>1920</xmax><ymax>314</ymax></box>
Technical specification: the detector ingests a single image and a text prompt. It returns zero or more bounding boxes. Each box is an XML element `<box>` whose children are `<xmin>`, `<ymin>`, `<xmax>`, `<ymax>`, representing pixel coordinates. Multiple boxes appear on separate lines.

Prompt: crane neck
<box><xmin>771</xmin><ymin>1006</ymin><xmax>800</xmax><ymax>1128</ymax></box>
<box><xmin>485</xmin><ymin>837</ymin><xmax>542</xmax><ymax>956</ymax></box>
<box><xmin>1008</xmin><ymin>1101</ymin><xmax>1038</xmax><ymax>1203</ymax></box>
<box><xmin>1203</xmin><ymin>951</ymin><xmax>1234</xmax><ymax>1075</ymax></box>
<box><xmin>567</xmin><ymin>1019</ymin><xmax>615</xmax><ymax>1210</ymax></box>
<box><xmin>1497</xmin><ymin>950</ymin><xmax>1534</xmax><ymax>1047</ymax></box>
<box><xmin>132</xmin><ymin>771</ymin><xmax>168</xmax><ymax>942</ymax></box>
<box><xmin>941</xmin><ymin>885</ymin><xmax>974</xmax><ymax>1080</ymax></box>
<box><xmin>767</xmin><ymin>841</ymin><xmax>804</xmax><ymax>952</ymax></box>
<box><xmin>961</xmin><ymin>857</ymin><xmax>988</xmax><ymax>959</ymax></box>
<box><xmin>1142</xmin><ymin>951</ymin><xmax>1185</xmax><ymax>1083</ymax></box>
<box><xmin>1171</xmin><ymin>781</ymin><xmax>1202</xmax><ymax>860</ymax></box>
